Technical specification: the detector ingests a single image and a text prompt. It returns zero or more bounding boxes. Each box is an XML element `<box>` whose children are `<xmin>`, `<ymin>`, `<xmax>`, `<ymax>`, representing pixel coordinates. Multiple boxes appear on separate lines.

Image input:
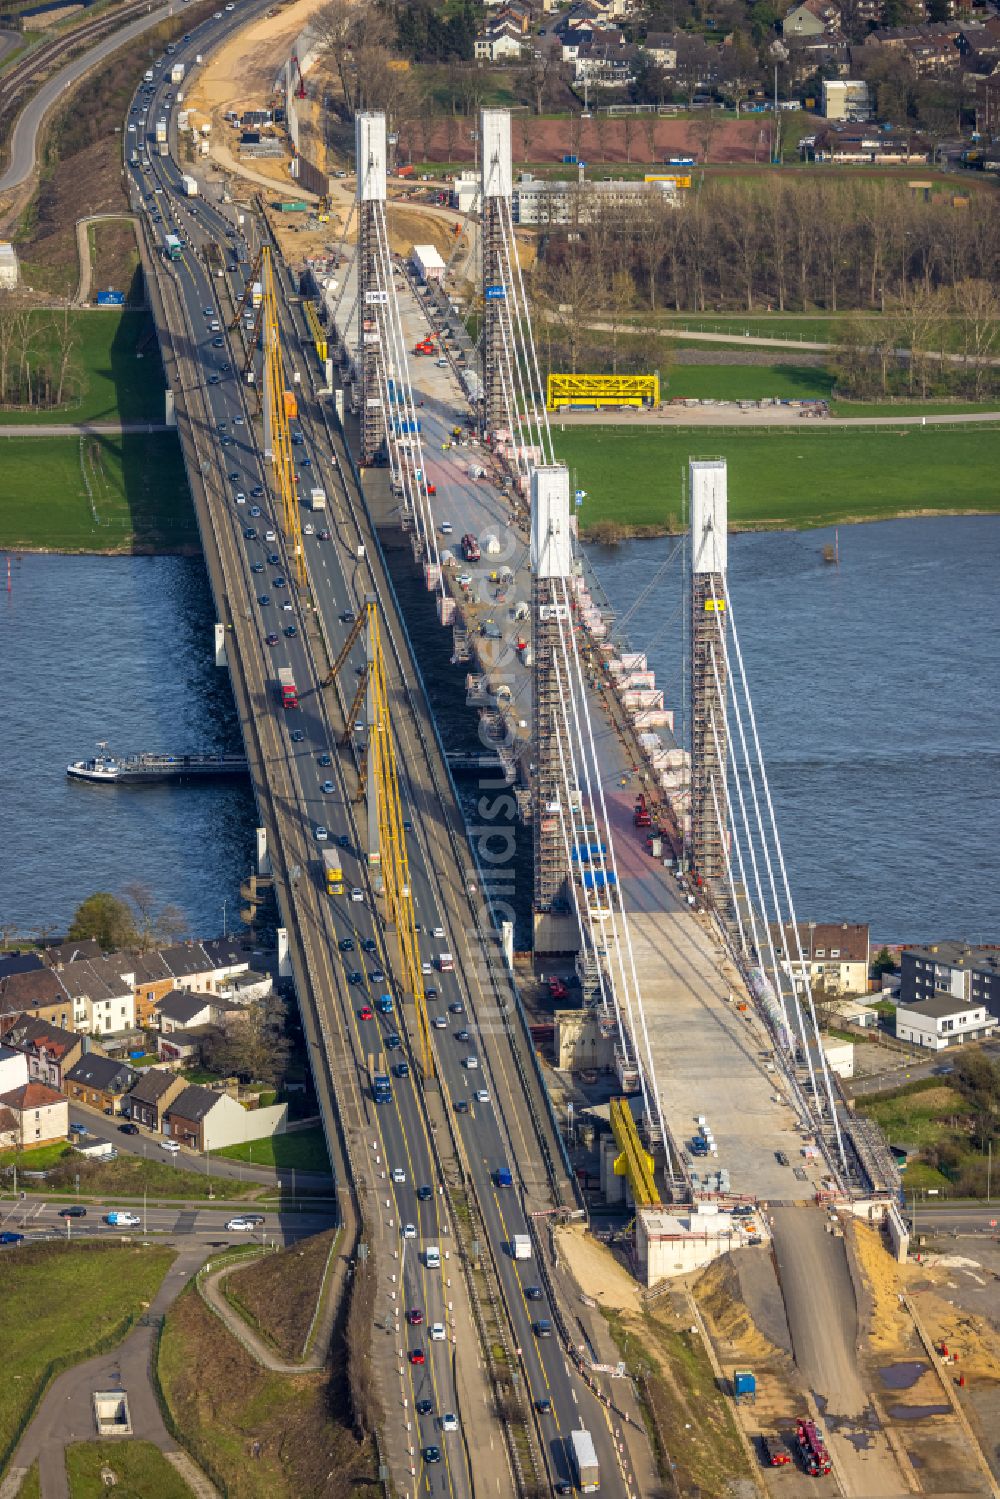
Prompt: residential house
<box><xmin>0</xmin><ymin>1044</ymin><xmax>29</xmax><ymax>1095</ymax></box>
<box><xmin>474</xmin><ymin>24</ymin><xmax>526</xmax><ymax>61</ymax></box>
<box><xmin>895</xmin><ymin>995</ymin><xmax>994</xmax><ymax>1050</ymax></box>
<box><xmin>155</xmin><ymin>990</ymin><xmax>247</xmax><ymax>1034</ymax></box>
<box><xmin>900</xmin><ymin>942</ymin><xmax>1000</xmax><ymax>1021</ymax></box>
<box><xmin>163</xmin><ymin>1083</ymin><xmax>288</xmax><ymax>1152</ymax></box>
<box><xmin>770</xmin><ymin>921</ymin><xmax>871</xmax><ymax>996</ymax></box>
<box><xmin>821</xmin><ymin>77</ymin><xmax>873</xmax><ymax>118</ymax></box>
<box><xmin>0</xmin><ymin>1016</ymin><xmax>87</xmax><ymax>1090</ymax></box>
<box><xmin>125</xmin><ymin>949</ymin><xmax>179</xmax><ymax>1028</ymax></box>
<box><xmin>42</xmin><ymin>939</ymin><xmax>103</xmax><ymax>966</ymax></box>
<box><xmin>124</xmin><ymin>1068</ymin><xmax>187</xmax><ymax>1131</ymax></box>
<box><xmin>575</xmin><ymin>39</ymin><xmax>640</xmax><ymax>88</ymax></box>
<box><xmin>156</xmin><ymin>1025</ymin><xmax>224</xmax><ymax>1065</ymax></box>
<box><xmin>47</xmin><ymin>955</ymin><xmax>136</xmax><ymax>1035</ymax></box>
<box><xmin>642</xmin><ymin>31</ymin><xmax>680</xmax><ymax>70</ymax></box>
<box><xmin>788</xmin><ymin>33</ymin><xmax>851</xmax><ymax>79</ymax></box>
<box><xmin>0</xmin><ymin>1080</ymin><xmax>68</xmax><ymax>1149</ymax></box>
<box><xmin>0</xmin><ymin>952</ymin><xmax>45</xmax><ymax>980</ymax></box>
<box><xmin>976</xmin><ymin>71</ymin><xmax>1000</xmax><ymax>134</ymax></box>
<box><xmin>784</xmin><ymin>0</ymin><xmax>842</xmax><ymax>38</ymax></box>
<box><xmin>214</xmin><ymin>969</ymin><xmax>271</xmax><ymax>1005</ymax></box>
<box><xmin>900</xmin><ymin>32</ymin><xmax>959</xmax><ymax>72</ymax></box>
<box><xmin>0</xmin><ymin>967</ymin><xmax>76</xmax><ymax>1030</ymax></box>
<box><xmin>63</xmin><ymin>1053</ymin><xmax>137</xmax><ymax>1115</ymax></box>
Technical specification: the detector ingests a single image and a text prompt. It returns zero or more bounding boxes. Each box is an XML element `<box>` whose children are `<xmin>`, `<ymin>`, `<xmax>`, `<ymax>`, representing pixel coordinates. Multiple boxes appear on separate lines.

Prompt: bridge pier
<box><xmin>256</xmin><ymin>827</ymin><xmax>271</xmax><ymax>876</ymax></box>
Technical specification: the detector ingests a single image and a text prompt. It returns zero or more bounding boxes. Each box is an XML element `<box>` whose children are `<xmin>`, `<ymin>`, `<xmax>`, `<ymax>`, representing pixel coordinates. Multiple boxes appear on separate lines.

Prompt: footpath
<box><xmin>0</xmin><ymin>1244</ymin><xmax>218</xmax><ymax>1499</ymax></box>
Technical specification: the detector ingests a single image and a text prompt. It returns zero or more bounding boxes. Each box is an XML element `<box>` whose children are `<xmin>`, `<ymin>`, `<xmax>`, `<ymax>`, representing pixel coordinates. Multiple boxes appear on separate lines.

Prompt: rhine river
<box><xmin>0</xmin><ymin>554</ymin><xmax>255</xmax><ymax>940</ymax></box>
<box><xmin>0</xmin><ymin>516</ymin><xmax>996</xmax><ymax>944</ymax></box>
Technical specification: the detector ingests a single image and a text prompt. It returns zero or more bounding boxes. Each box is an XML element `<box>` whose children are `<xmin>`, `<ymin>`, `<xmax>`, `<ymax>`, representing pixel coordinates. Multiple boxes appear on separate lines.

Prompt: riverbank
<box><xmin>555</xmin><ymin>424</ymin><xmax>1000</xmax><ymax>535</ymax></box>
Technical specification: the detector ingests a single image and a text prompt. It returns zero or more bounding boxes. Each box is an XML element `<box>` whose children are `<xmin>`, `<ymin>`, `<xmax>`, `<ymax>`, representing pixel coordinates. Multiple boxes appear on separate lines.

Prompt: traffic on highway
<box><xmin>126</xmin><ymin>21</ymin><xmax>628</xmax><ymax>1493</ymax></box>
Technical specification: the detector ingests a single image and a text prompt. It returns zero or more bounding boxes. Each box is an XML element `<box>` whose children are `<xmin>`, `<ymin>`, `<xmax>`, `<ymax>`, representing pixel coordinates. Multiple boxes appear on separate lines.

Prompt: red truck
<box><xmin>633</xmin><ymin>794</ymin><xmax>652</xmax><ymax>828</ymax></box>
<box><xmin>795</xmin><ymin>1419</ymin><xmax>832</xmax><ymax>1477</ymax></box>
<box><xmin>461</xmin><ymin>533</ymin><xmax>481</xmax><ymax>562</ymax></box>
<box><xmin>277</xmin><ymin>667</ymin><xmax>298</xmax><ymax>709</ymax></box>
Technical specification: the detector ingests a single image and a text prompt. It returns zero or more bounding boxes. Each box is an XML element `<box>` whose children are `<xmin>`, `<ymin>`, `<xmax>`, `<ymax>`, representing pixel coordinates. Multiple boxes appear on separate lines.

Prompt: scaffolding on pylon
<box><xmin>480</xmin><ymin>110</ymin><xmax>513</xmax><ymax>438</ymax></box>
<box><xmin>690</xmin><ymin>461</ymin><xmax>729</xmax><ymax>897</ymax></box>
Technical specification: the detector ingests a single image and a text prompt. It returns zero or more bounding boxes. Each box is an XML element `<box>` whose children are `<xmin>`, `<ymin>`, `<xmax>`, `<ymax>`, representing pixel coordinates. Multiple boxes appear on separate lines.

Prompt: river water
<box><xmin>0</xmin><ymin>554</ymin><xmax>255</xmax><ymax>940</ymax></box>
<box><xmin>586</xmin><ymin>516</ymin><xmax>1000</xmax><ymax>944</ymax></box>
<box><xmin>1</xmin><ymin>517</ymin><xmax>994</xmax><ymax>946</ymax></box>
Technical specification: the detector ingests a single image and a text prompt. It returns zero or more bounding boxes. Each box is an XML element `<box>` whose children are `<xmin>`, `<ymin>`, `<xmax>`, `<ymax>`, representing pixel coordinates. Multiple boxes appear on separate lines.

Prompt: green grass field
<box><xmin>0</xmin><ymin>1141</ymin><xmax>73</xmax><ymax>1171</ymax></box>
<box><xmin>625</xmin><ymin>310</ymin><xmax>999</xmax><ymax>356</ymax></box>
<box><xmin>665</xmin><ymin>363</ymin><xmax>834</xmax><ymax>401</ymax></box>
<box><xmin>65</xmin><ymin>1441</ymin><xmax>194</xmax><ymax>1499</ymax></box>
<box><xmin>554</xmin><ymin>423</ymin><xmax>1000</xmax><ymax>531</ymax></box>
<box><xmin>0</xmin><ymin>311</ymin><xmax>165</xmax><ymax>427</ymax></box>
<box><xmin>0</xmin><ymin>1243</ymin><xmax>173</xmax><ymax>1469</ymax></box>
<box><xmin>0</xmin><ymin>432</ymin><xmax>198</xmax><ymax>551</ymax></box>
<box><xmin>216</xmin><ymin>1126</ymin><xmax>330</xmax><ymax>1175</ymax></box>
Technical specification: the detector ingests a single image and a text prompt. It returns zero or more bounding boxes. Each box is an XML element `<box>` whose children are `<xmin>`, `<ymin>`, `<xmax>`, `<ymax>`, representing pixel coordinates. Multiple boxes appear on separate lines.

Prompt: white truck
<box><xmin>309</xmin><ymin>486</ymin><xmax>326</xmax><ymax>511</ymax></box>
<box><xmin>170</xmin><ymin>61</ymin><xmax>185</xmax><ymax>84</ymax></box>
<box><xmin>511</xmin><ymin>1234</ymin><xmax>531</xmax><ymax>1260</ymax></box>
<box><xmin>570</xmin><ymin>1429</ymin><xmax>600</xmax><ymax>1493</ymax></box>
<box><xmin>155</xmin><ymin>118</ymin><xmax>167</xmax><ymax>144</ymax></box>
<box><xmin>181</xmin><ymin>174</ymin><xmax>198</xmax><ymax>197</ymax></box>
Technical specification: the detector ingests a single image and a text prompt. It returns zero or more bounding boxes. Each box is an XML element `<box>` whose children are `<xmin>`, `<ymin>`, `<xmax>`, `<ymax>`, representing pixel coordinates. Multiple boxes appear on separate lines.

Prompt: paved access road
<box><xmin>0</xmin><ymin>1193</ymin><xmax>334</xmax><ymax>1245</ymax></box>
<box><xmin>0</xmin><ymin>2</ymin><xmax>174</xmax><ymax>196</ymax></box>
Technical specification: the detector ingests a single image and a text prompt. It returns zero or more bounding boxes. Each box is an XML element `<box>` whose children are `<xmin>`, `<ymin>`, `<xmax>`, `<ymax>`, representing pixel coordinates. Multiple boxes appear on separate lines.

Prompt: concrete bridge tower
<box><xmin>689</xmin><ymin>459</ymin><xmax>730</xmax><ymax>898</ymax></box>
<box><xmin>355</xmin><ymin>111</ymin><xmax>387</xmax><ymax>465</ymax></box>
<box><xmin>479</xmin><ymin>109</ymin><xmax>512</xmax><ymax>438</ymax></box>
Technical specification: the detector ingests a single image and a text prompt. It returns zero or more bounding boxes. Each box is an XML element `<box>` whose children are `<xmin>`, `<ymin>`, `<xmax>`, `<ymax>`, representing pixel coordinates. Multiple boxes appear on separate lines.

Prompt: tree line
<box><xmin>0</xmin><ymin>302</ymin><xmax>82</xmax><ymax>411</ymax></box>
<box><xmin>536</xmin><ymin>176</ymin><xmax>998</xmax><ymax>319</ymax></box>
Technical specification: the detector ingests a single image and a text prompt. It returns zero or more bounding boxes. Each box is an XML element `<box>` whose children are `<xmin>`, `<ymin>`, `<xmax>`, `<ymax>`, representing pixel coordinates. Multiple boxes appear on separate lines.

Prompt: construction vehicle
<box><xmin>795</xmin><ymin>1419</ymin><xmax>832</xmax><ymax>1476</ymax></box>
<box><xmin>322</xmin><ymin>849</ymin><xmax>344</xmax><ymax>895</ymax></box>
<box><xmin>413</xmin><ymin>339</ymin><xmax>434</xmax><ymax>356</ymax></box>
<box><xmin>633</xmin><ymin>794</ymin><xmax>652</xmax><ymax>828</ymax></box>
<box><xmin>461</xmin><ymin>534</ymin><xmax>481</xmax><ymax>563</ymax></box>
<box><xmin>283</xmin><ymin>389</ymin><xmax>298</xmax><ymax>420</ymax></box>
<box><xmin>569</xmin><ymin>1429</ymin><xmax>600</xmax><ymax>1493</ymax></box>
<box><xmin>276</xmin><ymin>667</ymin><xmax>298</xmax><ymax>709</ymax></box>
<box><xmin>761</xmin><ymin>1434</ymin><xmax>791</xmax><ymax>1467</ymax></box>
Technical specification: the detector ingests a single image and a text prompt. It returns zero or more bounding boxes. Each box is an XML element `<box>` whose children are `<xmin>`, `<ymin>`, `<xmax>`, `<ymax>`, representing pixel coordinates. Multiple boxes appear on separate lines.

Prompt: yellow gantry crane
<box><xmin>230</xmin><ymin>246</ymin><xmax>304</xmax><ymax>585</ymax></box>
<box><xmin>327</xmin><ymin>597</ymin><xmax>434</xmax><ymax>1078</ymax></box>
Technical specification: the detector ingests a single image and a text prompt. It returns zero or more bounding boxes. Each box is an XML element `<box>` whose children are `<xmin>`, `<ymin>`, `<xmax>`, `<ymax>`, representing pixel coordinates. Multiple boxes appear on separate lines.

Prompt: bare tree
<box><xmin>122</xmin><ymin>880</ymin><xmax>157</xmax><ymax>950</ymax></box>
<box><xmin>691</xmin><ymin>109</ymin><xmax>722</xmax><ymax>166</ymax></box>
<box><xmin>953</xmin><ymin>277</ymin><xmax>1000</xmax><ymax>400</ymax></box>
<box><xmin>607</xmin><ymin>269</ymin><xmax>635</xmax><ymax>373</ymax></box>
<box><xmin>50</xmin><ymin>306</ymin><xmax>79</xmax><ymax>408</ymax></box>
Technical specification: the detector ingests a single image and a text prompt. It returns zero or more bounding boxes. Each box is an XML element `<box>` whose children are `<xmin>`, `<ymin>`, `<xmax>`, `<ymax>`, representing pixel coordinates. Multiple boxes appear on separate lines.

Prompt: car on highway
<box><xmin>284</xmin><ymin>625</ymin><xmax>297</xmax><ymax>638</ymax></box>
<box><xmin>432</xmin><ymin>1016</ymin><xmax>447</xmax><ymax>1029</ymax></box>
<box><xmin>425</xmin><ymin>987</ymin><xmax>438</xmax><ymax>999</ymax></box>
<box><xmin>462</xmin><ymin>1055</ymin><xmax>478</xmax><ymax>1070</ymax></box>
<box><xmin>59</xmin><ymin>1205</ymin><xmax>87</xmax><ymax>1217</ymax></box>
<box><xmin>160</xmin><ymin>1139</ymin><xmax>180</xmax><ymax>1153</ymax></box>
<box><xmin>249</xmin><ymin>505</ymin><xmax>261</xmax><ymax>517</ymax></box>
<box><xmin>368</xmin><ymin>969</ymin><xmax>385</xmax><ymax>984</ymax></box>
<box><xmin>212</xmin><ymin>336</ymin><xmax>224</xmax><ymax>347</ymax></box>
<box><xmin>440</xmin><ymin>1412</ymin><xmax>458</xmax><ymax>1432</ymax></box>
<box><xmin>0</xmin><ymin>1231</ymin><xmax>24</xmax><ymax>1245</ymax></box>
<box><xmin>314</xmin><ymin>825</ymin><xmax>329</xmax><ymax>841</ymax></box>
<box><xmin>402</xmin><ymin>1223</ymin><xmax>416</xmax><ymax>1239</ymax></box>
<box><xmin>429</xmin><ymin>1322</ymin><xmax>446</xmax><ymax>1341</ymax></box>
<box><xmin>392</xmin><ymin>1168</ymin><xmax>406</xmax><ymax>1185</ymax></box>
<box><xmin>265</xmin><ymin>633</ymin><xmax>279</xmax><ymax>646</ymax></box>
<box><xmin>532</xmin><ymin>1319</ymin><xmax>553</xmax><ymax>1338</ymax></box>
<box><xmin>235</xmin><ymin>492</ymin><xmax>246</xmax><ymax>504</ymax></box>
<box><xmin>474</xmin><ymin>1089</ymin><xmax>490</xmax><ymax>1105</ymax></box>
<box><xmin>257</xmin><ymin>595</ymin><xmax>270</xmax><ymax>607</ymax></box>
<box><xmin>423</xmin><ymin>1446</ymin><xmax>441</xmax><ymax>1464</ymax></box>
<box><xmin>449</xmin><ymin>1001</ymin><xmax>464</xmax><ymax>1014</ymax></box>
<box><xmin>321</xmin><ymin>780</ymin><xmax>334</xmax><ymax>793</ymax></box>
<box><xmin>267</xmin><ymin>552</ymin><xmax>280</xmax><ymax>565</ymax></box>
<box><xmin>243</xmin><ymin>527</ymin><xmax>257</xmax><ymax>540</ymax></box>
<box><xmin>317</xmin><ymin>529</ymin><xmax>331</xmax><ymax>540</ymax></box>
<box><xmin>408</xmin><ymin>1308</ymin><xmax>423</xmax><ymax>1325</ymax></box>
<box><xmin>250</xmin><ymin>562</ymin><xmax>264</xmax><ymax>574</ymax></box>
<box><xmin>118</xmin><ymin>1121</ymin><xmax>140</xmax><ymax>1135</ymax></box>
<box><xmin>339</xmin><ymin>610</ymin><xmax>356</xmax><ymax>624</ymax></box>
<box><xmin>421</xmin><ymin>961</ymin><xmax>432</xmax><ymax>975</ymax></box>
<box><xmin>339</xmin><ymin>938</ymin><xmax>355</xmax><ymax>952</ymax></box>
<box><xmin>534</xmin><ymin>1397</ymin><xmax>551</xmax><ymax>1415</ymax></box>
<box><xmin>409</xmin><ymin>1348</ymin><xmax>425</xmax><ymax>1366</ymax></box>
<box><xmin>359</xmin><ymin>1005</ymin><xmax>373</xmax><ymax>1021</ymax></box>
<box><xmin>318</xmin><ymin>753</ymin><xmax>332</xmax><ymax>767</ymax></box>
<box><xmin>432</xmin><ymin>926</ymin><xmax>445</xmax><ymax>939</ymax></box>
<box><xmin>348</xmin><ymin>971</ymin><xmax>363</xmax><ymax>985</ymax></box>
<box><xmin>350</xmin><ymin>888</ymin><xmax>364</xmax><ymax>902</ymax></box>
<box><xmin>272</xmin><ymin>576</ymin><xmax>286</xmax><ymax>588</ymax></box>
<box><xmin>456</xmin><ymin>1030</ymin><xmax>470</xmax><ymax>1043</ymax></box>
<box><xmin>385</xmin><ymin>1032</ymin><xmax>402</xmax><ymax>1050</ymax></box>
<box><xmin>524</xmin><ymin>1286</ymin><xmax>544</xmax><ymax>1301</ymax></box>
<box><xmin>290</xmin><ymin>730</ymin><xmax>305</xmax><ymax>743</ymax></box>
<box><xmin>394</xmin><ymin>1062</ymin><xmax>410</xmax><ymax>1079</ymax></box>
<box><xmin>303</xmin><ymin>523</ymin><xmax>314</xmax><ymax>536</ymax></box>
<box><xmin>416</xmin><ymin>1184</ymin><xmax>432</xmax><ymax>1201</ymax></box>
<box><xmin>103</xmin><ymin>1211</ymin><xmax>141</xmax><ymax>1227</ymax></box>
<box><xmin>454</xmin><ymin>1099</ymin><xmax>469</xmax><ymax>1114</ymax></box>
<box><xmin>265</xmin><ymin>530</ymin><xmax>276</xmax><ymax>541</ymax></box>
<box><xmin>416</xmin><ymin>1399</ymin><xmax>433</xmax><ymax>1416</ymax></box>
<box><xmin>225</xmin><ymin>1217</ymin><xmax>258</xmax><ymax>1232</ymax></box>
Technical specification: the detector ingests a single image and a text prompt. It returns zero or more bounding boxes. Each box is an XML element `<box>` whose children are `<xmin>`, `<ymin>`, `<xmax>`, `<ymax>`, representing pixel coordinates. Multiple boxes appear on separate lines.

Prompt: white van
<box><xmin>424</xmin><ymin>1245</ymin><xmax>440</xmax><ymax>1269</ymax></box>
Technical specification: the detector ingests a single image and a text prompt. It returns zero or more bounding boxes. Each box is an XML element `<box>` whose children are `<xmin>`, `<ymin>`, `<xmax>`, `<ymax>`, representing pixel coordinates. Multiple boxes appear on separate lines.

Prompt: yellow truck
<box><xmin>322</xmin><ymin>849</ymin><xmax>344</xmax><ymax>895</ymax></box>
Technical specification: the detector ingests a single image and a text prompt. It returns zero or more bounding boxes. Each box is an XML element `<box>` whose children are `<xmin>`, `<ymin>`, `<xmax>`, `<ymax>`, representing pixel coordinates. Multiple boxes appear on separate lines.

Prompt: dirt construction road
<box><xmin>771</xmin><ymin>1206</ymin><xmax>911</xmax><ymax>1497</ymax></box>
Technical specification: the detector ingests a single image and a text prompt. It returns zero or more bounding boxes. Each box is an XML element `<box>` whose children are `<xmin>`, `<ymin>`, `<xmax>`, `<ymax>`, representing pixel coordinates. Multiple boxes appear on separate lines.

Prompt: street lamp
<box><xmin>769</xmin><ymin>42</ymin><xmax>788</xmax><ymax>165</ymax></box>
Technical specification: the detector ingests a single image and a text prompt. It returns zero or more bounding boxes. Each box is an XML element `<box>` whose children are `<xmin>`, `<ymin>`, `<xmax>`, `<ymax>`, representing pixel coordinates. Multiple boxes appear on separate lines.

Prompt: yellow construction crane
<box><xmin>327</xmin><ymin>596</ymin><xmax>434</xmax><ymax>1078</ymax></box>
<box><xmin>230</xmin><ymin>247</ymin><xmax>304</xmax><ymax>585</ymax></box>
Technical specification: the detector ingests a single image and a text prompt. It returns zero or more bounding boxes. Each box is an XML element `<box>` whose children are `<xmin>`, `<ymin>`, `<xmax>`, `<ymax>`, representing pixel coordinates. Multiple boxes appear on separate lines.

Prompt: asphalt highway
<box><xmin>124</xmin><ymin>21</ymin><xmax>633</xmax><ymax>1493</ymax></box>
<box><xmin>0</xmin><ymin>1193</ymin><xmax>333</xmax><ymax>1246</ymax></box>
<box><xmin>0</xmin><ymin>1</ymin><xmax>175</xmax><ymax>195</ymax></box>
